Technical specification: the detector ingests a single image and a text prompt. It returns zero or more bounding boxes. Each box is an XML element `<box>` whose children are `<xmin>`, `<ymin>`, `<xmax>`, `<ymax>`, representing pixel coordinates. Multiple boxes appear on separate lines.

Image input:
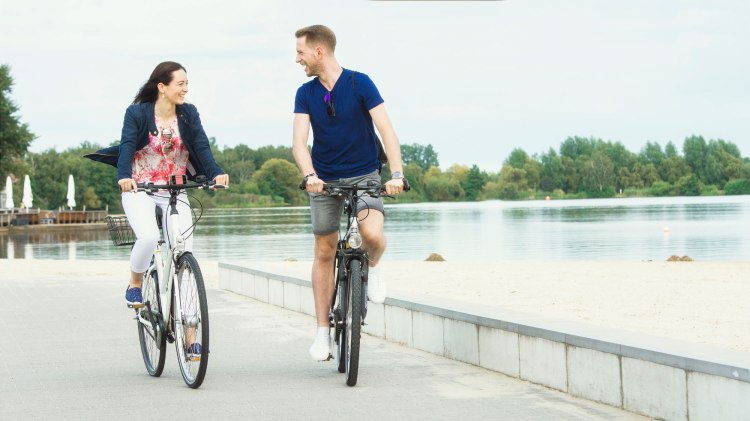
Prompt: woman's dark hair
<box><xmin>133</xmin><ymin>61</ymin><xmax>187</xmax><ymax>104</ymax></box>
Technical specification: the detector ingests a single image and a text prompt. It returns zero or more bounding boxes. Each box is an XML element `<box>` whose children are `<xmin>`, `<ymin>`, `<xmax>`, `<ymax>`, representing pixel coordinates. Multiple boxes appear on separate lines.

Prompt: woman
<box><xmin>87</xmin><ymin>61</ymin><xmax>229</xmax><ymax>306</ymax></box>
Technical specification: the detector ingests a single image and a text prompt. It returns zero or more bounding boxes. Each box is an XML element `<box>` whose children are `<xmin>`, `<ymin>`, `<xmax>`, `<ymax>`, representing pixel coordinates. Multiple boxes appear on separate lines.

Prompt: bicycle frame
<box><xmin>136</xmin><ymin>188</ymin><xmax>193</xmax><ymax>351</ymax></box>
<box><xmin>333</xmin><ymin>188</ymin><xmax>368</xmax><ymax>301</ymax></box>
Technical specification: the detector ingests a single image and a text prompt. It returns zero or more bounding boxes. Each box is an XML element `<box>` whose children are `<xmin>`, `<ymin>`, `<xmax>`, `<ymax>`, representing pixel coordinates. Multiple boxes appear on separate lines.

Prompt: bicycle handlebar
<box><xmin>136</xmin><ymin>177</ymin><xmax>226</xmax><ymax>194</ymax></box>
<box><xmin>298</xmin><ymin>178</ymin><xmax>410</xmax><ymax>195</ymax></box>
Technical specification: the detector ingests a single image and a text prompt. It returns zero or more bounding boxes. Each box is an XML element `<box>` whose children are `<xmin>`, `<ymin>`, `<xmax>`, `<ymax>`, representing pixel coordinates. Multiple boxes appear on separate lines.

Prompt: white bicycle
<box><xmin>105</xmin><ymin>175</ymin><xmax>224</xmax><ymax>388</ymax></box>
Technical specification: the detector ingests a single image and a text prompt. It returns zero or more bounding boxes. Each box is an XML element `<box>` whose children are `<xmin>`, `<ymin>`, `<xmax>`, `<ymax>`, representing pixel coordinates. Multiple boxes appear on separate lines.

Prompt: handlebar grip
<box><xmin>299</xmin><ymin>179</ymin><xmax>307</xmax><ymax>190</ymax></box>
<box><xmin>403</xmin><ymin>178</ymin><xmax>411</xmax><ymax>192</ymax></box>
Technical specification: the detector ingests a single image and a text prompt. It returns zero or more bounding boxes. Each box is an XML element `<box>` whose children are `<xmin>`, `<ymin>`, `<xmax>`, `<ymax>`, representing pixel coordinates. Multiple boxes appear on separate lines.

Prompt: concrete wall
<box><xmin>219</xmin><ymin>263</ymin><xmax>750</xmax><ymax>421</ymax></box>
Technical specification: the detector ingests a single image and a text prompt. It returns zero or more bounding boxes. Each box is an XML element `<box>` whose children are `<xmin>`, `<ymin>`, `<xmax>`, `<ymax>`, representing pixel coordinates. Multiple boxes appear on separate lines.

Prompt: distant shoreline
<box><xmin>0</xmin><ymin>222</ymin><xmax>105</xmax><ymax>234</ymax></box>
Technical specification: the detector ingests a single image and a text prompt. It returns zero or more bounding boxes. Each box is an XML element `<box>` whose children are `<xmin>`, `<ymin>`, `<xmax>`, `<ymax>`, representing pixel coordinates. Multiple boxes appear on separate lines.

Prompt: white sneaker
<box><xmin>309</xmin><ymin>332</ymin><xmax>331</xmax><ymax>361</ymax></box>
<box><xmin>368</xmin><ymin>266</ymin><xmax>386</xmax><ymax>304</ymax></box>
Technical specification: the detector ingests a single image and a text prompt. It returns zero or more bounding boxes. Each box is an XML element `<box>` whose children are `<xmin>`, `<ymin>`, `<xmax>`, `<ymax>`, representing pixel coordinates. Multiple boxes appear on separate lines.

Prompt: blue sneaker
<box><xmin>125</xmin><ymin>287</ymin><xmax>143</xmax><ymax>307</ymax></box>
<box><xmin>187</xmin><ymin>343</ymin><xmax>203</xmax><ymax>360</ymax></box>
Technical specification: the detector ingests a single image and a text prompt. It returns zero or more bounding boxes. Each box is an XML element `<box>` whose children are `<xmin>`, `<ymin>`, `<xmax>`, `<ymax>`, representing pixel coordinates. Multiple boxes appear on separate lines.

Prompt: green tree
<box><xmin>630</xmin><ymin>163</ymin><xmax>660</xmax><ymax>188</ymax></box>
<box><xmin>675</xmin><ymin>174</ymin><xmax>703</xmax><ymax>196</ymax></box>
<box><xmin>660</xmin><ymin>155</ymin><xmax>691</xmax><ymax>184</ymax></box>
<box><xmin>523</xmin><ymin>159</ymin><xmax>541</xmax><ymax>190</ymax></box>
<box><xmin>216</xmin><ymin>144</ymin><xmax>257</xmax><ymax>184</ymax></box>
<box><xmin>724</xmin><ymin>179</ymin><xmax>750</xmax><ymax>195</ymax></box>
<box><xmin>252</xmin><ymin>145</ymin><xmax>294</xmax><ymax>170</ymax></box>
<box><xmin>28</xmin><ymin>149</ymin><xmax>68</xmax><ymax>209</ymax></box>
<box><xmin>539</xmin><ymin>148</ymin><xmax>565</xmax><ymax>192</ymax></box>
<box><xmin>705</xmin><ymin>139</ymin><xmax>743</xmax><ymax>186</ymax></box>
<box><xmin>497</xmin><ymin>165</ymin><xmax>528</xmax><ymax>200</ymax></box>
<box><xmin>649</xmin><ymin>180</ymin><xmax>673</xmax><ymax>196</ymax></box>
<box><xmin>504</xmin><ymin>148</ymin><xmax>529</xmax><ymax>169</ymax></box>
<box><xmin>423</xmin><ymin>167</ymin><xmax>464</xmax><ymax>201</ymax></box>
<box><xmin>683</xmin><ymin>135</ymin><xmax>708</xmax><ymax>182</ymax></box>
<box><xmin>561</xmin><ymin>156</ymin><xmax>580</xmax><ymax>193</ymax></box>
<box><xmin>560</xmin><ymin>136</ymin><xmax>596</xmax><ymax>160</ymax></box>
<box><xmin>251</xmin><ymin>158</ymin><xmax>305</xmax><ymax>205</ymax></box>
<box><xmin>639</xmin><ymin>141</ymin><xmax>665</xmax><ymax>167</ymax></box>
<box><xmin>664</xmin><ymin>141</ymin><xmax>679</xmax><ymax>158</ymax></box>
<box><xmin>461</xmin><ymin>165</ymin><xmax>487</xmax><ymax>201</ymax></box>
<box><xmin>82</xmin><ymin>186</ymin><xmax>101</xmax><ymax>209</ymax></box>
<box><xmin>0</xmin><ymin>64</ymin><xmax>35</xmax><ymax>178</ymax></box>
<box><xmin>401</xmin><ymin>143</ymin><xmax>439</xmax><ymax>171</ymax></box>
<box><xmin>581</xmin><ymin>151</ymin><xmax>615</xmax><ymax>196</ymax></box>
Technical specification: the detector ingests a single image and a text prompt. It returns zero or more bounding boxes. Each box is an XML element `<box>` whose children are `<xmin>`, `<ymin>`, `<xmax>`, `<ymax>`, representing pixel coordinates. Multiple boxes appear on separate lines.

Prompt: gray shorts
<box><xmin>309</xmin><ymin>171</ymin><xmax>385</xmax><ymax>235</ymax></box>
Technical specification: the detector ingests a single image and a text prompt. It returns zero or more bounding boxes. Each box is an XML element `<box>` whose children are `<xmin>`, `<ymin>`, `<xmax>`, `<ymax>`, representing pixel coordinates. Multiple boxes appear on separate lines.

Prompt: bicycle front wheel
<box><xmin>173</xmin><ymin>253</ymin><xmax>209</xmax><ymax>389</ymax></box>
<box><xmin>336</xmin><ymin>267</ymin><xmax>348</xmax><ymax>374</ymax></box>
<box><xmin>138</xmin><ymin>266</ymin><xmax>166</xmax><ymax>376</ymax></box>
<box><xmin>344</xmin><ymin>260</ymin><xmax>363</xmax><ymax>386</ymax></box>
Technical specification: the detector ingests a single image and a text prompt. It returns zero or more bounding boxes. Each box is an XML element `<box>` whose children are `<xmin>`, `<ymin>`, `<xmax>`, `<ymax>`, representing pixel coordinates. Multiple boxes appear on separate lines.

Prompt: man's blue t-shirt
<box><xmin>294</xmin><ymin>68</ymin><xmax>384</xmax><ymax>180</ymax></box>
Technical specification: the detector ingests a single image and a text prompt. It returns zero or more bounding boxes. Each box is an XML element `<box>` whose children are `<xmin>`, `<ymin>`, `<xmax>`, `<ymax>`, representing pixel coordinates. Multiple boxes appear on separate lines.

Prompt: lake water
<box><xmin>2</xmin><ymin>195</ymin><xmax>749</xmax><ymax>262</ymax></box>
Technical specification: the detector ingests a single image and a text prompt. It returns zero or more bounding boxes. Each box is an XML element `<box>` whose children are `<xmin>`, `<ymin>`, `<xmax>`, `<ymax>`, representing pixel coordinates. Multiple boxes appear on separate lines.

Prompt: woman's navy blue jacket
<box><xmin>84</xmin><ymin>102</ymin><xmax>224</xmax><ymax>181</ymax></box>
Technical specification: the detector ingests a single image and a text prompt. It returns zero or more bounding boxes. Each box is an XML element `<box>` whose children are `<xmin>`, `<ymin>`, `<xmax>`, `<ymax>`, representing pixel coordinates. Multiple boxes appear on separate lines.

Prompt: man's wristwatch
<box><xmin>391</xmin><ymin>171</ymin><xmax>403</xmax><ymax>179</ymax></box>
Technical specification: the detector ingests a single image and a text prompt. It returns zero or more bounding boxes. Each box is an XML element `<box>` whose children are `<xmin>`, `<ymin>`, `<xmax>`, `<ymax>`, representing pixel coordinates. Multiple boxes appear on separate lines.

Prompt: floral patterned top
<box><xmin>132</xmin><ymin>116</ymin><xmax>189</xmax><ymax>184</ymax></box>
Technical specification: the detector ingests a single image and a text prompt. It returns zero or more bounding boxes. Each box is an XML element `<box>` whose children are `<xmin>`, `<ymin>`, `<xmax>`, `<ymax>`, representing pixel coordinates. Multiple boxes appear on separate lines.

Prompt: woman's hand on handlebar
<box><xmin>118</xmin><ymin>178</ymin><xmax>137</xmax><ymax>193</ymax></box>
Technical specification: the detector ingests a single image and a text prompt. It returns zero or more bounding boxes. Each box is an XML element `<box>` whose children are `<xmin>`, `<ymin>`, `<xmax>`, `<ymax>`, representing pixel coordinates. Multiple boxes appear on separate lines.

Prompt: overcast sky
<box><xmin>1</xmin><ymin>0</ymin><xmax>748</xmax><ymax>171</ymax></box>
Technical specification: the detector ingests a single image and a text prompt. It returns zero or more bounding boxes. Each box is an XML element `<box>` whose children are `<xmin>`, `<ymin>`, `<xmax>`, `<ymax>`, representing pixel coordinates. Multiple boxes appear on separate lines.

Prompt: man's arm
<box><xmin>370</xmin><ymin>104</ymin><xmax>405</xmax><ymax>194</ymax></box>
<box><xmin>292</xmin><ymin>113</ymin><xmax>323</xmax><ymax>192</ymax></box>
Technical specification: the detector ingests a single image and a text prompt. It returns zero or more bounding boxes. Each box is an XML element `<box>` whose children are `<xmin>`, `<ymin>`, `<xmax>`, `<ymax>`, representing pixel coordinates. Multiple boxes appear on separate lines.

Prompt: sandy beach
<box><xmin>220</xmin><ymin>259</ymin><xmax>750</xmax><ymax>354</ymax></box>
<box><xmin>2</xmin><ymin>258</ymin><xmax>748</xmax><ymax>353</ymax></box>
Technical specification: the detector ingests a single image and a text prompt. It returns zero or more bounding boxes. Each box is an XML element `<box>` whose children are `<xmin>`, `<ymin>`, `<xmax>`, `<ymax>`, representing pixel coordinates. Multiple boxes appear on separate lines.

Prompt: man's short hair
<box><xmin>295</xmin><ymin>25</ymin><xmax>337</xmax><ymax>53</ymax></box>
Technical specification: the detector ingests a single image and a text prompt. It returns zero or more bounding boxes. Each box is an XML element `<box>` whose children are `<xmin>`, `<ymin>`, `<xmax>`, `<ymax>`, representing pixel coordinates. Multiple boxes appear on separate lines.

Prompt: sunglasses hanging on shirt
<box><xmin>324</xmin><ymin>91</ymin><xmax>335</xmax><ymax>117</ymax></box>
<box><xmin>161</xmin><ymin>127</ymin><xmax>174</xmax><ymax>154</ymax></box>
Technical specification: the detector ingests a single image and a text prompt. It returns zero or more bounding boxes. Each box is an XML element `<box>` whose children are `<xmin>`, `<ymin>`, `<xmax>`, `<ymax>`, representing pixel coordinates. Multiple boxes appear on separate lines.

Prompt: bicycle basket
<box><xmin>105</xmin><ymin>216</ymin><xmax>136</xmax><ymax>246</ymax></box>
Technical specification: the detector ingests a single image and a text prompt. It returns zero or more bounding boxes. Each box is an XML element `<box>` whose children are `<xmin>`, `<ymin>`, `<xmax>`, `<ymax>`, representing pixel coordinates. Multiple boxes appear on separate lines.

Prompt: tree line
<box><xmin>3</xmin><ymin>135</ymin><xmax>747</xmax><ymax>213</ymax></box>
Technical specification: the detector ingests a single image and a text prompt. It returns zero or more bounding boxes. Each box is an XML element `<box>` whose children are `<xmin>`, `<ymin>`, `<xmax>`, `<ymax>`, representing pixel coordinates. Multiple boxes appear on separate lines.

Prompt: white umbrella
<box><xmin>4</xmin><ymin>176</ymin><xmax>13</xmax><ymax>209</ymax></box>
<box><xmin>66</xmin><ymin>174</ymin><xmax>76</xmax><ymax>209</ymax></box>
<box><xmin>22</xmin><ymin>175</ymin><xmax>33</xmax><ymax>209</ymax></box>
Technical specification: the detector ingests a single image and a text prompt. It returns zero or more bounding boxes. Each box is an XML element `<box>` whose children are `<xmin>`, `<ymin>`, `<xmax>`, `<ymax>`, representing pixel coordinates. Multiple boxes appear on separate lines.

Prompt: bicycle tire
<box><xmin>137</xmin><ymin>266</ymin><xmax>166</xmax><ymax>376</ymax></box>
<box><xmin>345</xmin><ymin>260</ymin><xmax>363</xmax><ymax>386</ymax></box>
<box><xmin>336</xmin><ymin>271</ymin><xmax>347</xmax><ymax>374</ymax></box>
<box><xmin>173</xmin><ymin>252</ymin><xmax>209</xmax><ymax>389</ymax></box>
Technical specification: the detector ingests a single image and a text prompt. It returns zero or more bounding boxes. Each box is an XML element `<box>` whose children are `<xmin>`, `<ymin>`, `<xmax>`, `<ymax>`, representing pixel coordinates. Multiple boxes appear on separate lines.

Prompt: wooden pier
<box><xmin>0</xmin><ymin>210</ymin><xmax>107</xmax><ymax>231</ymax></box>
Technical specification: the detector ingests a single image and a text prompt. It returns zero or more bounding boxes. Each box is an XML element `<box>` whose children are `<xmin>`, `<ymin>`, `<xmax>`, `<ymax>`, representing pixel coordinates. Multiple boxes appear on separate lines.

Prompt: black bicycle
<box><xmin>105</xmin><ymin>175</ymin><xmax>224</xmax><ymax>388</ymax></box>
<box><xmin>300</xmin><ymin>178</ymin><xmax>409</xmax><ymax>386</ymax></box>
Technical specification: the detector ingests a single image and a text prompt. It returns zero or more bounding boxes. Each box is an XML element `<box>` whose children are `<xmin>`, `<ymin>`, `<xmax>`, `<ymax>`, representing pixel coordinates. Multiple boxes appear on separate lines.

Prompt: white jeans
<box><xmin>121</xmin><ymin>191</ymin><xmax>194</xmax><ymax>273</ymax></box>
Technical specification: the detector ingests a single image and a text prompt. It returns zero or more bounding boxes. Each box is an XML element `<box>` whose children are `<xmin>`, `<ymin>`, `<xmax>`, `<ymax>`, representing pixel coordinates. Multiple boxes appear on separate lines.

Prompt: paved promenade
<box><xmin>0</xmin><ymin>263</ymin><xmax>646</xmax><ymax>420</ymax></box>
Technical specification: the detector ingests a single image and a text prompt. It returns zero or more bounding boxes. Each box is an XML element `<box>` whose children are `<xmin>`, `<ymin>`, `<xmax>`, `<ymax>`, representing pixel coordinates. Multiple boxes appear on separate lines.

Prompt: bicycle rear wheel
<box><xmin>137</xmin><ymin>265</ymin><xmax>166</xmax><ymax>376</ymax></box>
<box><xmin>173</xmin><ymin>253</ymin><xmax>209</xmax><ymax>389</ymax></box>
<box><xmin>344</xmin><ymin>260</ymin><xmax>363</xmax><ymax>386</ymax></box>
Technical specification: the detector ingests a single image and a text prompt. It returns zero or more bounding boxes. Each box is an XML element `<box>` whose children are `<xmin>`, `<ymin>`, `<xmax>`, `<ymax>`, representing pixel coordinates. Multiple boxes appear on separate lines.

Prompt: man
<box><xmin>292</xmin><ymin>24</ymin><xmax>406</xmax><ymax>361</ymax></box>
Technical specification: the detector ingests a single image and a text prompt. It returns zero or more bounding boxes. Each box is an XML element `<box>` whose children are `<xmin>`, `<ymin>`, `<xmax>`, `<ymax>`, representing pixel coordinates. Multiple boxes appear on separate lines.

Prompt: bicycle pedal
<box><xmin>188</xmin><ymin>355</ymin><xmax>201</xmax><ymax>362</ymax></box>
<box><xmin>127</xmin><ymin>303</ymin><xmax>145</xmax><ymax>309</ymax></box>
